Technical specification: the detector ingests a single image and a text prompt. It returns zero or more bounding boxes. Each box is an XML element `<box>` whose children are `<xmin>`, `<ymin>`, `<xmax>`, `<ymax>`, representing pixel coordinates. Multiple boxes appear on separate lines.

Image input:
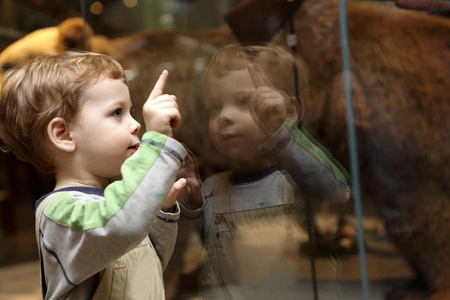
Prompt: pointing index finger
<box><xmin>247</xmin><ymin>64</ymin><xmax>267</xmax><ymax>88</ymax></box>
<box><xmin>149</xmin><ymin>70</ymin><xmax>169</xmax><ymax>100</ymax></box>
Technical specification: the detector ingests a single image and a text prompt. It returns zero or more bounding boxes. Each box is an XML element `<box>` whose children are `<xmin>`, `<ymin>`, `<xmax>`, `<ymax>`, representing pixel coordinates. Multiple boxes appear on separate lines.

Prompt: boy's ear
<box><xmin>47</xmin><ymin>117</ymin><xmax>75</xmax><ymax>152</ymax></box>
<box><xmin>289</xmin><ymin>96</ymin><xmax>303</xmax><ymax>121</ymax></box>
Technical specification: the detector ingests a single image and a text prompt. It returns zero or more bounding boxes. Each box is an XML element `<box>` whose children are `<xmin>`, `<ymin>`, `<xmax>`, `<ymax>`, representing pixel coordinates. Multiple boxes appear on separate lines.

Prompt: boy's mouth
<box><xmin>128</xmin><ymin>142</ymin><xmax>140</xmax><ymax>151</ymax></box>
<box><xmin>222</xmin><ymin>131</ymin><xmax>240</xmax><ymax>137</ymax></box>
<box><xmin>221</xmin><ymin>132</ymin><xmax>243</xmax><ymax>142</ymax></box>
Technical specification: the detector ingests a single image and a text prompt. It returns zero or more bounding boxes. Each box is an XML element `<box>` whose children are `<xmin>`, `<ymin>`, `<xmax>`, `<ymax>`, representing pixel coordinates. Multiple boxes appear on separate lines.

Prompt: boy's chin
<box><xmin>226</xmin><ymin>151</ymin><xmax>260</xmax><ymax>162</ymax></box>
<box><xmin>230</xmin><ymin>158</ymin><xmax>269</xmax><ymax>172</ymax></box>
<box><xmin>109</xmin><ymin>174</ymin><xmax>123</xmax><ymax>183</ymax></box>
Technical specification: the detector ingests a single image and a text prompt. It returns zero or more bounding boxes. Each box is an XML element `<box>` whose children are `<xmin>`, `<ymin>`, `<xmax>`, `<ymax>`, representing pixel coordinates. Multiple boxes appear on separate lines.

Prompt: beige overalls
<box><xmin>36</xmin><ymin>195</ymin><xmax>166</xmax><ymax>300</ymax></box>
<box><xmin>199</xmin><ymin>171</ymin><xmax>305</xmax><ymax>300</ymax></box>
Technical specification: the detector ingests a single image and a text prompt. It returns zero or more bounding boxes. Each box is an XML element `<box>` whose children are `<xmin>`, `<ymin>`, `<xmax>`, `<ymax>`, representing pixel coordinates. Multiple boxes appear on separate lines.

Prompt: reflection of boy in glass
<box><xmin>179</xmin><ymin>44</ymin><xmax>350</xmax><ymax>299</ymax></box>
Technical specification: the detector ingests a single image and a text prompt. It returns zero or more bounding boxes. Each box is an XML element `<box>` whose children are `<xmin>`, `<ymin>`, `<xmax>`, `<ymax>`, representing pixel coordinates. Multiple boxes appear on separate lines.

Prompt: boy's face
<box><xmin>206</xmin><ymin>69</ymin><xmax>270</xmax><ymax>171</ymax></box>
<box><xmin>69</xmin><ymin>78</ymin><xmax>141</xmax><ymax>181</ymax></box>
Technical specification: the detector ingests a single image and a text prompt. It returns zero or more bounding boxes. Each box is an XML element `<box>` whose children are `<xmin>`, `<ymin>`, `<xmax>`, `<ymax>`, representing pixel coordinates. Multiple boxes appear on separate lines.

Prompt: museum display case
<box><xmin>0</xmin><ymin>0</ymin><xmax>449</xmax><ymax>299</ymax></box>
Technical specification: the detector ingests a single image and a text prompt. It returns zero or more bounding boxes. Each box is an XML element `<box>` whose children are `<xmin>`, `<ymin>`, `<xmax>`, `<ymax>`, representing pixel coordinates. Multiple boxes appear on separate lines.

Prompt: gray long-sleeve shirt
<box><xmin>36</xmin><ymin>131</ymin><xmax>186</xmax><ymax>299</ymax></box>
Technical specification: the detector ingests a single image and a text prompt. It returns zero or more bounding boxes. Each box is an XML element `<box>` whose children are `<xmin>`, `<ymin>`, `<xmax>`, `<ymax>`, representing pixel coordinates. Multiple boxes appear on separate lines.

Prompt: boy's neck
<box><xmin>54</xmin><ymin>169</ymin><xmax>110</xmax><ymax>191</ymax></box>
<box><xmin>230</xmin><ymin>165</ymin><xmax>277</xmax><ymax>184</ymax></box>
<box><xmin>52</xmin><ymin>152</ymin><xmax>111</xmax><ymax>190</ymax></box>
<box><xmin>54</xmin><ymin>180</ymin><xmax>108</xmax><ymax>191</ymax></box>
<box><xmin>231</xmin><ymin>158</ymin><xmax>272</xmax><ymax>174</ymax></box>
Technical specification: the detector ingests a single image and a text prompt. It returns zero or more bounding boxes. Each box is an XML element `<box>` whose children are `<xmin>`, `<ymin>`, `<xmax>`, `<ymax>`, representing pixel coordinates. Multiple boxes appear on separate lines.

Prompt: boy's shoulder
<box><xmin>36</xmin><ymin>186</ymin><xmax>104</xmax><ymax>210</ymax></box>
<box><xmin>35</xmin><ymin>186</ymin><xmax>105</xmax><ymax>228</ymax></box>
<box><xmin>203</xmin><ymin>170</ymin><xmax>232</xmax><ymax>186</ymax></box>
<box><xmin>36</xmin><ymin>186</ymin><xmax>112</xmax><ymax>233</ymax></box>
<box><xmin>202</xmin><ymin>171</ymin><xmax>233</xmax><ymax>200</ymax></box>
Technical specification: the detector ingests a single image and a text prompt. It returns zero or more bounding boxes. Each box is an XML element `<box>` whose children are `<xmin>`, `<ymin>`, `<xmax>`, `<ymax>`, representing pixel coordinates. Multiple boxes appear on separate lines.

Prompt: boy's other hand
<box><xmin>143</xmin><ymin>70</ymin><xmax>181</xmax><ymax>137</ymax></box>
<box><xmin>161</xmin><ymin>178</ymin><xmax>187</xmax><ymax>212</ymax></box>
<box><xmin>247</xmin><ymin>64</ymin><xmax>294</xmax><ymax>136</ymax></box>
<box><xmin>176</xmin><ymin>145</ymin><xmax>203</xmax><ymax>210</ymax></box>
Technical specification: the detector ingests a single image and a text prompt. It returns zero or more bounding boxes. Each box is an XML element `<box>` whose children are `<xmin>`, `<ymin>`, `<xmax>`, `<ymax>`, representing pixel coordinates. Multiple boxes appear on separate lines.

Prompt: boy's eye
<box><xmin>236</xmin><ymin>96</ymin><xmax>248</xmax><ymax>106</ymax></box>
<box><xmin>206</xmin><ymin>102</ymin><xmax>221</xmax><ymax>115</ymax></box>
<box><xmin>112</xmin><ymin>109</ymin><xmax>122</xmax><ymax>117</ymax></box>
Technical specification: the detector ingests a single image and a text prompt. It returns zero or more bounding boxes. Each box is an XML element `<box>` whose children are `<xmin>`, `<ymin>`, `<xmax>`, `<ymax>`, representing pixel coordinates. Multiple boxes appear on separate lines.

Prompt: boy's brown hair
<box><xmin>0</xmin><ymin>51</ymin><xmax>128</xmax><ymax>173</ymax></box>
<box><xmin>204</xmin><ymin>43</ymin><xmax>309</xmax><ymax>114</ymax></box>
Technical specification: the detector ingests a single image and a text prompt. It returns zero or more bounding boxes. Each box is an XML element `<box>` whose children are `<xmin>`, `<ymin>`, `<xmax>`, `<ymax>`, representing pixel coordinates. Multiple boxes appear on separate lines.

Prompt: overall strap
<box><xmin>213</xmin><ymin>171</ymin><xmax>233</xmax><ymax>214</ymax></box>
<box><xmin>35</xmin><ymin>193</ymin><xmax>59</xmax><ymax>298</ymax></box>
<box><xmin>204</xmin><ymin>171</ymin><xmax>233</xmax><ymax>242</ymax></box>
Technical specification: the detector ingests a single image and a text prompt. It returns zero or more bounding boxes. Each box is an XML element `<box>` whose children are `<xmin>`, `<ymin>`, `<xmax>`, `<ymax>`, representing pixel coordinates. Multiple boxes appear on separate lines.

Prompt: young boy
<box><xmin>0</xmin><ymin>51</ymin><xmax>187</xmax><ymax>299</ymax></box>
<box><xmin>178</xmin><ymin>44</ymin><xmax>351</xmax><ymax>299</ymax></box>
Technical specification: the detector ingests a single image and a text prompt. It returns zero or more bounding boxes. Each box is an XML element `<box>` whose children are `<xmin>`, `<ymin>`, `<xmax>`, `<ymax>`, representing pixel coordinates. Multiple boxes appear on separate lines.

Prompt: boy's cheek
<box><xmin>208</xmin><ymin>117</ymin><xmax>218</xmax><ymax>131</ymax></box>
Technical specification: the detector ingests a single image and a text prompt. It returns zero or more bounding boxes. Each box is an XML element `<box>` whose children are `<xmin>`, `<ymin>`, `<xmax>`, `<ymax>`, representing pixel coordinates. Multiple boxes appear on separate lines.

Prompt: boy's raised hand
<box><xmin>248</xmin><ymin>64</ymin><xmax>295</xmax><ymax>136</ymax></box>
<box><xmin>143</xmin><ymin>70</ymin><xmax>181</xmax><ymax>137</ymax></box>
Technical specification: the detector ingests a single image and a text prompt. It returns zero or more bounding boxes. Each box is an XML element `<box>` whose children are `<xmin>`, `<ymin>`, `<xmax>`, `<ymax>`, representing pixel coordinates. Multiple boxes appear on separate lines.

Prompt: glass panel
<box><xmin>1</xmin><ymin>0</ymin><xmax>448</xmax><ymax>299</ymax></box>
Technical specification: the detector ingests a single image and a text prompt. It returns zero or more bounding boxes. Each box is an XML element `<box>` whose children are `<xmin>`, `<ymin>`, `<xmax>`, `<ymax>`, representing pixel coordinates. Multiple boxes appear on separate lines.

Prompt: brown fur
<box><xmin>296</xmin><ymin>1</ymin><xmax>450</xmax><ymax>296</ymax></box>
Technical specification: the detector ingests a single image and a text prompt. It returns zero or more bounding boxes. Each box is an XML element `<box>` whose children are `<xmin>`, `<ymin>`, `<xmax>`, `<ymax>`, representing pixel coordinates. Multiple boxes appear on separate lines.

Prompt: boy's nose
<box><xmin>131</xmin><ymin>119</ymin><xmax>141</xmax><ymax>134</ymax></box>
<box><xmin>217</xmin><ymin>106</ymin><xmax>236</xmax><ymax>126</ymax></box>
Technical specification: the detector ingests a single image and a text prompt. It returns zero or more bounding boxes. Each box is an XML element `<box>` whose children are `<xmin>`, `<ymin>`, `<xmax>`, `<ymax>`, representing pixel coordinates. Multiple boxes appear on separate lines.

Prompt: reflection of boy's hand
<box><xmin>177</xmin><ymin>145</ymin><xmax>203</xmax><ymax>210</ymax></box>
<box><xmin>143</xmin><ymin>70</ymin><xmax>181</xmax><ymax>137</ymax></box>
<box><xmin>248</xmin><ymin>64</ymin><xmax>293</xmax><ymax>136</ymax></box>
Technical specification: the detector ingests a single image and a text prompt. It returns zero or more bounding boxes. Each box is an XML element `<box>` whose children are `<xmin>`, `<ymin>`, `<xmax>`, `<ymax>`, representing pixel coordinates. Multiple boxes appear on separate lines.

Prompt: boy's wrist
<box><xmin>259</xmin><ymin>122</ymin><xmax>292</xmax><ymax>156</ymax></box>
<box><xmin>179</xmin><ymin>201</ymin><xmax>204</xmax><ymax>219</ymax></box>
<box><xmin>160</xmin><ymin>203</ymin><xmax>177</xmax><ymax>213</ymax></box>
<box><xmin>140</xmin><ymin>131</ymin><xmax>168</xmax><ymax>143</ymax></box>
<box><xmin>179</xmin><ymin>198</ymin><xmax>203</xmax><ymax>210</ymax></box>
<box><xmin>158</xmin><ymin>203</ymin><xmax>180</xmax><ymax>222</ymax></box>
